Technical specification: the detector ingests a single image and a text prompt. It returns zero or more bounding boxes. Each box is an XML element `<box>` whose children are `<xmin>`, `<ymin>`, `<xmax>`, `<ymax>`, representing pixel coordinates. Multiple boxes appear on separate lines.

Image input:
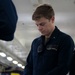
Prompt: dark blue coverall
<box><xmin>0</xmin><ymin>0</ymin><xmax>18</xmax><ymax>41</ymax></box>
<box><xmin>23</xmin><ymin>26</ymin><xmax>74</xmax><ymax>75</ymax></box>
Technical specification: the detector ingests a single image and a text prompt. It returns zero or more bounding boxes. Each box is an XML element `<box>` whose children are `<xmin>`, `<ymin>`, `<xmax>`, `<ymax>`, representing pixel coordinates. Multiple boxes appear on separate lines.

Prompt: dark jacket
<box><xmin>69</xmin><ymin>50</ymin><xmax>75</xmax><ymax>75</ymax></box>
<box><xmin>23</xmin><ymin>26</ymin><xmax>74</xmax><ymax>75</ymax></box>
<box><xmin>0</xmin><ymin>0</ymin><xmax>18</xmax><ymax>41</ymax></box>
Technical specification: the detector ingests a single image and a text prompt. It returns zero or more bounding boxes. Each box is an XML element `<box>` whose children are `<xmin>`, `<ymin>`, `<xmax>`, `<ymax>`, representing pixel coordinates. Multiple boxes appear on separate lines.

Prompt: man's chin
<box><xmin>41</xmin><ymin>33</ymin><xmax>45</xmax><ymax>36</ymax></box>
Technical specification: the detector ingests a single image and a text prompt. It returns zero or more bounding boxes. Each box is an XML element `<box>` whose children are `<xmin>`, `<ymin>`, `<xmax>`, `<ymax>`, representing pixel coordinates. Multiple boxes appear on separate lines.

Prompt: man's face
<box><xmin>34</xmin><ymin>17</ymin><xmax>55</xmax><ymax>36</ymax></box>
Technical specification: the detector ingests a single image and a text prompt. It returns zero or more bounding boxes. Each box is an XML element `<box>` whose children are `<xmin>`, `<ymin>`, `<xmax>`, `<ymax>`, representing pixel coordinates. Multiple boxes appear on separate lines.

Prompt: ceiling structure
<box><xmin>0</xmin><ymin>0</ymin><xmax>75</xmax><ymax>71</ymax></box>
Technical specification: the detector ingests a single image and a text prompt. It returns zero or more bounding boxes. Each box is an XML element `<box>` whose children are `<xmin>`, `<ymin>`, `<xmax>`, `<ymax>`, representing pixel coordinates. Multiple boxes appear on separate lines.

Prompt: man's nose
<box><xmin>38</xmin><ymin>25</ymin><xmax>42</xmax><ymax>30</ymax></box>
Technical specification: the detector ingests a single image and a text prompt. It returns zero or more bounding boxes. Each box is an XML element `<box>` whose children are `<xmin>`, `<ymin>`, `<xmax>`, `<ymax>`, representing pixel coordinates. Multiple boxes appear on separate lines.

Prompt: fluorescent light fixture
<box><xmin>22</xmin><ymin>66</ymin><xmax>25</xmax><ymax>69</ymax></box>
<box><xmin>13</xmin><ymin>60</ymin><xmax>18</xmax><ymax>64</ymax></box>
<box><xmin>0</xmin><ymin>40</ymin><xmax>6</xmax><ymax>44</ymax></box>
<box><xmin>0</xmin><ymin>52</ymin><xmax>6</xmax><ymax>57</ymax></box>
<box><xmin>7</xmin><ymin>57</ymin><xmax>13</xmax><ymax>61</ymax></box>
<box><xmin>17</xmin><ymin>63</ymin><xmax>22</xmax><ymax>67</ymax></box>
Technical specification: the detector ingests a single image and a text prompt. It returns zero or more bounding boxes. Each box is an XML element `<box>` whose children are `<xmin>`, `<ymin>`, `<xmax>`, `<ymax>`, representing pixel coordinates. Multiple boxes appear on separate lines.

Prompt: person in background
<box><xmin>0</xmin><ymin>0</ymin><xmax>18</xmax><ymax>41</ymax></box>
<box><xmin>23</xmin><ymin>4</ymin><xmax>74</xmax><ymax>75</ymax></box>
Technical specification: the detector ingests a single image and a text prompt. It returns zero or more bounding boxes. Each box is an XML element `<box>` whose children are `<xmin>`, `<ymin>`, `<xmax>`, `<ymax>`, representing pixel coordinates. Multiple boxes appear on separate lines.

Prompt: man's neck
<box><xmin>45</xmin><ymin>26</ymin><xmax>55</xmax><ymax>39</ymax></box>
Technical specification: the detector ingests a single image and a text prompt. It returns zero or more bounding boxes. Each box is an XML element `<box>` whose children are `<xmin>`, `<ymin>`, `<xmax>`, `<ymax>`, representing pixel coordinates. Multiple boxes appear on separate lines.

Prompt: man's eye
<box><xmin>36</xmin><ymin>23</ymin><xmax>46</xmax><ymax>26</ymax></box>
<box><xmin>36</xmin><ymin>24</ymin><xmax>39</xmax><ymax>26</ymax></box>
<box><xmin>40</xmin><ymin>23</ymin><xmax>45</xmax><ymax>26</ymax></box>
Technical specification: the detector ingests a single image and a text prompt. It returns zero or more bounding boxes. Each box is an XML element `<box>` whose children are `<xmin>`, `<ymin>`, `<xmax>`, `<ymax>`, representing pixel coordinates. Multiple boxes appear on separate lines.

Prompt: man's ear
<box><xmin>51</xmin><ymin>16</ymin><xmax>55</xmax><ymax>23</ymax></box>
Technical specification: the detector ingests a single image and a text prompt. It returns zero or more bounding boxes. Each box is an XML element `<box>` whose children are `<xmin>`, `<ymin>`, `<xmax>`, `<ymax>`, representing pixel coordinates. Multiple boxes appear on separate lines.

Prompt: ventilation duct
<box><xmin>31</xmin><ymin>0</ymin><xmax>43</xmax><ymax>6</ymax></box>
<box><xmin>31</xmin><ymin>0</ymin><xmax>39</xmax><ymax>5</ymax></box>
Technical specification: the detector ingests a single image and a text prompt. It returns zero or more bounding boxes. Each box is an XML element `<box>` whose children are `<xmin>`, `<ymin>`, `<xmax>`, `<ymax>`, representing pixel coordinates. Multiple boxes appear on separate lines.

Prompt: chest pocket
<box><xmin>42</xmin><ymin>45</ymin><xmax>58</xmax><ymax>65</ymax></box>
<box><xmin>44</xmin><ymin>45</ymin><xmax>58</xmax><ymax>57</ymax></box>
<box><xmin>46</xmin><ymin>45</ymin><xmax>58</xmax><ymax>51</ymax></box>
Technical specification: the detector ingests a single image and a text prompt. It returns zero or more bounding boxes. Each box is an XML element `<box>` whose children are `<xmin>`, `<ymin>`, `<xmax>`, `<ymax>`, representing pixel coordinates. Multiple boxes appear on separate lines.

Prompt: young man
<box><xmin>23</xmin><ymin>4</ymin><xmax>74</xmax><ymax>75</ymax></box>
<box><xmin>0</xmin><ymin>0</ymin><xmax>18</xmax><ymax>41</ymax></box>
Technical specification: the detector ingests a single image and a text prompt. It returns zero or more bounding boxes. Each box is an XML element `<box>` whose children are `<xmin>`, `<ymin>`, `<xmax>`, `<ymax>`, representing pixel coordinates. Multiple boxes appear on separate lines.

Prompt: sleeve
<box><xmin>46</xmin><ymin>35</ymin><xmax>74</xmax><ymax>75</ymax></box>
<box><xmin>0</xmin><ymin>0</ymin><xmax>18</xmax><ymax>41</ymax></box>
<box><xmin>23</xmin><ymin>42</ymin><xmax>34</xmax><ymax>75</ymax></box>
